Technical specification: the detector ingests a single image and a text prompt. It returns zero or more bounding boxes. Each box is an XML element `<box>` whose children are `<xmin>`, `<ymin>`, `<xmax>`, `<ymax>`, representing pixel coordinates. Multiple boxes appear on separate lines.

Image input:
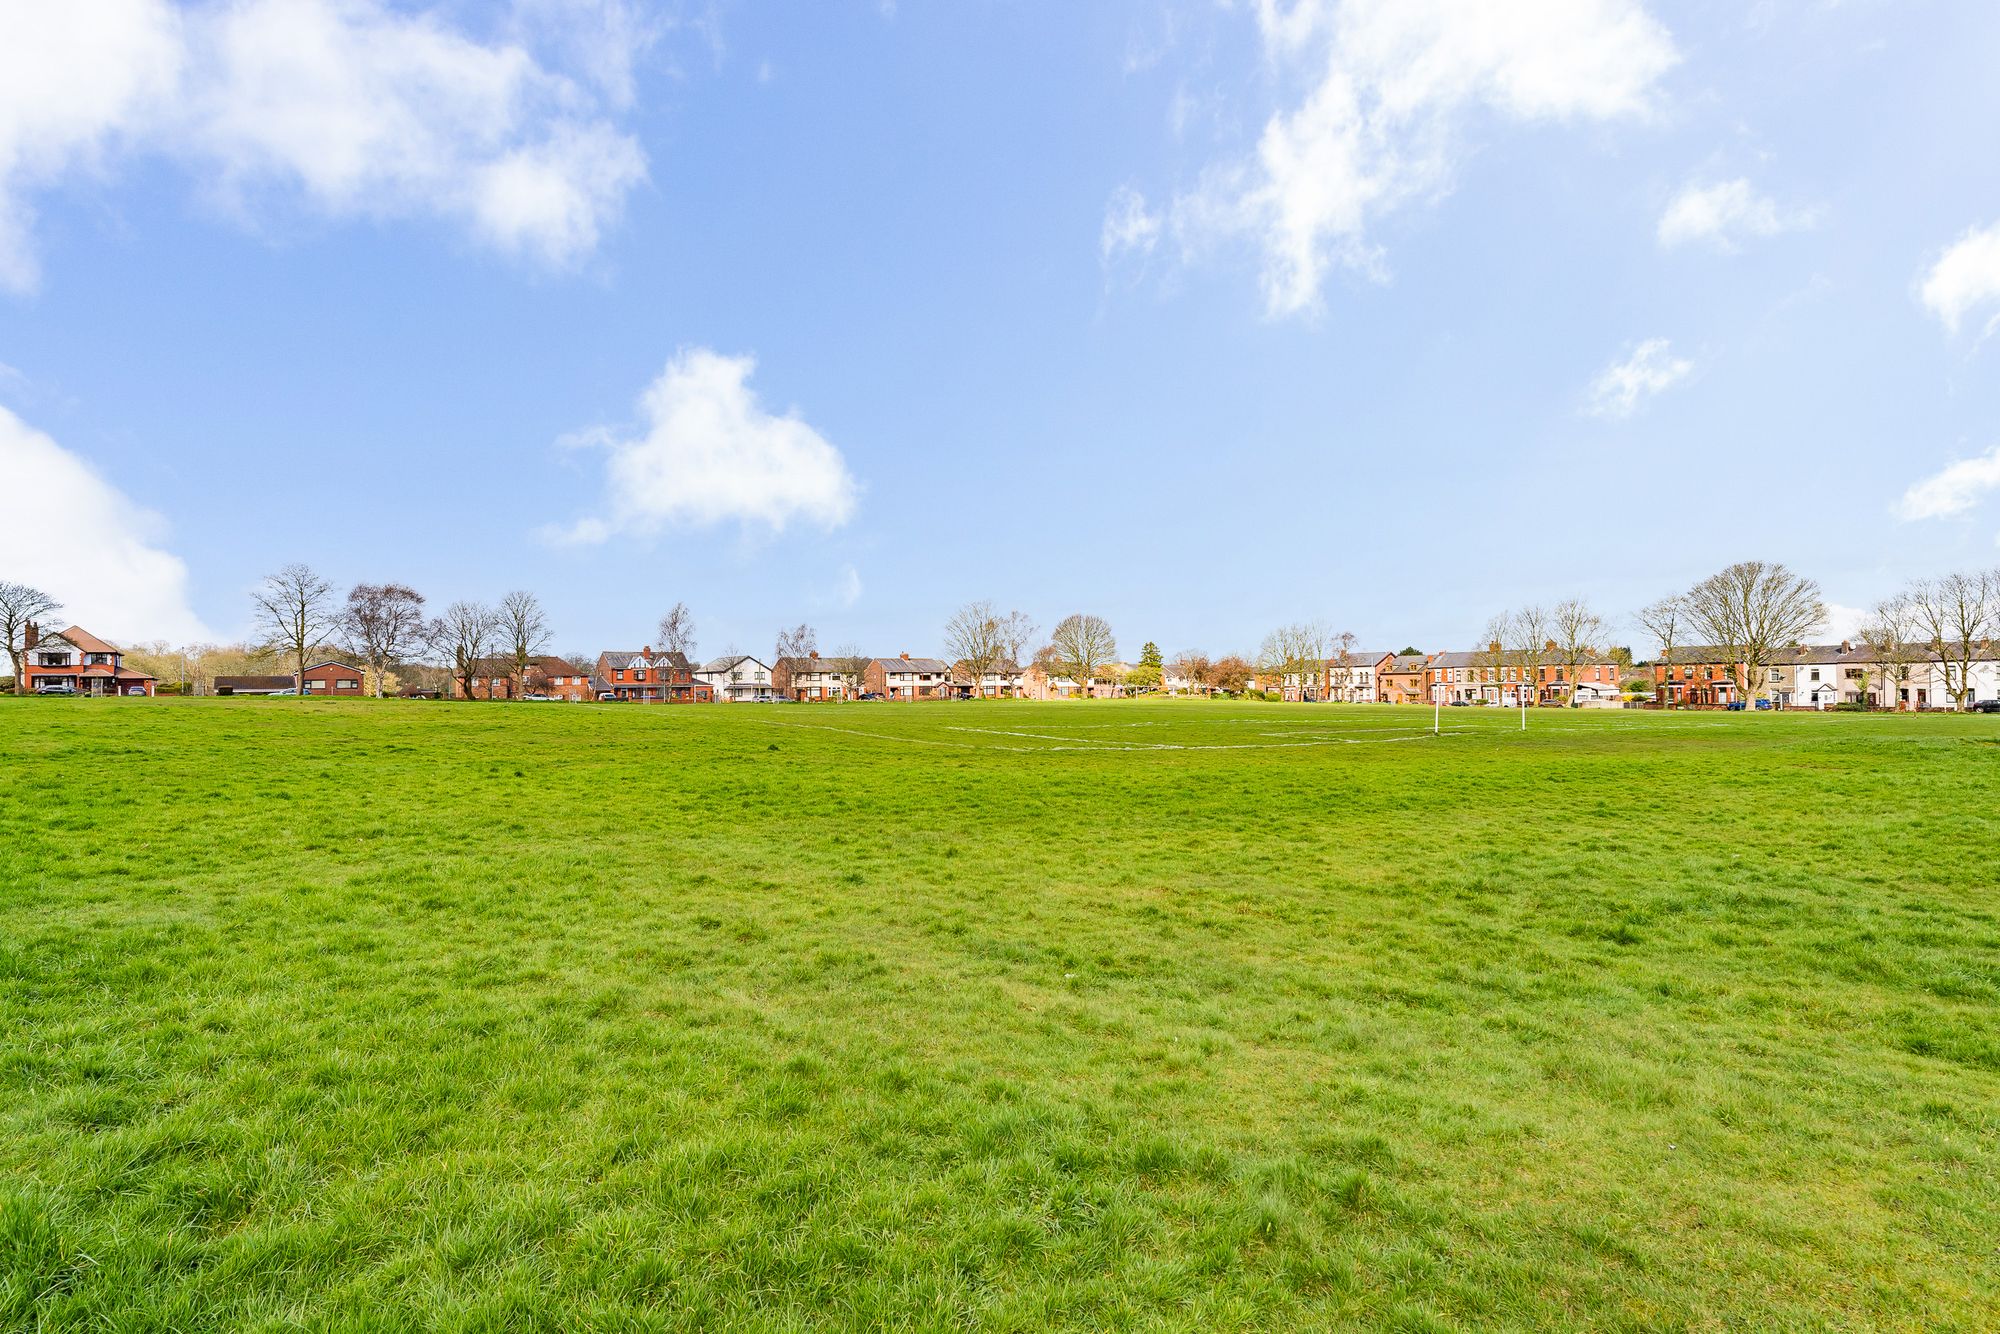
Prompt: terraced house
<box><xmin>592</xmin><ymin>648</ymin><xmax>713</xmax><ymax>703</ymax></box>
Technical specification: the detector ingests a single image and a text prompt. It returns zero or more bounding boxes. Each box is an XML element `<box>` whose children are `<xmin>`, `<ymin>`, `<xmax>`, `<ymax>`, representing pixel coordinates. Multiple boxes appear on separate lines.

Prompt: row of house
<box><xmin>1654</xmin><ymin>643</ymin><xmax>2000</xmax><ymax>709</ymax></box>
<box><xmin>22</xmin><ymin>621</ymin><xmax>2000</xmax><ymax>710</ymax></box>
<box><xmin>1273</xmin><ymin>647</ymin><xmax>1628</xmax><ymax>707</ymax></box>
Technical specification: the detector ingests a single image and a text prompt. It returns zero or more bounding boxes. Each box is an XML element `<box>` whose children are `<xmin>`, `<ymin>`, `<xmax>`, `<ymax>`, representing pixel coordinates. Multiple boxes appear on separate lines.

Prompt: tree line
<box><xmin>6</xmin><ymin>558</ymin><xmax>1996</xmax><ymax>703</ymax></box>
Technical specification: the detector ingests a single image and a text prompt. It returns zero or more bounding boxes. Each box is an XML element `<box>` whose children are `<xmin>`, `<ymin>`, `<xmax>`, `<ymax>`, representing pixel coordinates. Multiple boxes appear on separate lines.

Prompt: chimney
<box><xmin>901</xmin><ymin>651</ymin><xmax>911</xmax><ymax>660</ymax></box>
<box><xmin>809</xmin><ymin>650</ymin><xmax>819</xmax><ymax>659</ymax></box>
<box><xmin>24</xmin><ymin>622</ymin><xmax>37</xmax><ymax>651</ymax></box>
<box><xmin>643</xmin><ymin>645</ymin><xmax>653</xmax><ymax>657</ymax></box>
<box><xmin>1840</xmin><ymin>640</ymin><xmax>1851</xmax><ymax>653</ymax></box>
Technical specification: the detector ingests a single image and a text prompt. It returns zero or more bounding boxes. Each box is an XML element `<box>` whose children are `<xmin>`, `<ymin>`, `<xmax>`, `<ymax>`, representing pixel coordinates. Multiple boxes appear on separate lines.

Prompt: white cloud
<box><xmin>0</xmin><ymin>405</ymin><xmax>209</xmax><ymax>643</ymax></box>
<box><xmin>1101</xmin><ymin>185</ymin><xmax>1161</xmax><ymax>261</ymax></box>
<box><xmin>0</xmin><ymin>1</ymin><xmax>184</xmax><ymax>292</ymax></box>
<box><xmin>1920</xmin><ymin>221</ymin><xmax>2000</xmax><ymax>336</ymax></box>
<box><xmin>1657</xmin><ymin>178</ymin><xmax>1811</xmax><ymax>251</ymax></box>
<box><xmin>1893</xmin><ymin>444</ymin><xmax>2000</xmax><ymax>521</ymax></box>
<box><xmin>1586</xmin><ymin>338</ymin><xmax>1691</xmax><ymax>419</ymax></box>
<box><xmin>546</xmin><ymin>348</ymin><xmax>859</xmax><ymax>543</ymax></box>
<box><xmin>0</xmin><ymin>0</ymin><xmax>648</xmax><ymax>293</ymax></box>
<box><xmin>1172</xmin><ymin>0</ymin><xmax>1676</xmax><ymax>316</ymax></box>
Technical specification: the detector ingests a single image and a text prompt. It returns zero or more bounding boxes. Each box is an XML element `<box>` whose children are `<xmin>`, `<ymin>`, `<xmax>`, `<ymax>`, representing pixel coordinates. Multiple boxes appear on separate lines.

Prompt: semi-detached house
<box><xmin>865</xmin><ymin>654</ymin><xmax>950</xmax><ymax>700</ymax></box>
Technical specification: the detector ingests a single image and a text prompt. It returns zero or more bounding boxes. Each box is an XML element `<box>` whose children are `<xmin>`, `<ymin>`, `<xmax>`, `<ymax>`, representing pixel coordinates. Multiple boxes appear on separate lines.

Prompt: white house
<box><xmin>697</xmin><ymin>654</ymin><xmax>778</xmax><ymax>702</ymax></box>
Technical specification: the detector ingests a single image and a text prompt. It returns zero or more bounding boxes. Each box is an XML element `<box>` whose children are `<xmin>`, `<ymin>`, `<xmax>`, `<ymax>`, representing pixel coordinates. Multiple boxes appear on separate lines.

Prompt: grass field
<box><xmin>2</xmin><ymin>698</ymin><xmax>1997</xmax><ymax>1331</ymax></box>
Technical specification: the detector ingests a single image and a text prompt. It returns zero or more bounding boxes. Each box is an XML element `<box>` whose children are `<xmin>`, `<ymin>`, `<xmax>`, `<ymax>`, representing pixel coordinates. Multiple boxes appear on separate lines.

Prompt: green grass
<box><xmin>2</xmin><ymin>698</ymin><xmax>1996</xmax><ymax>1331</ymax></box>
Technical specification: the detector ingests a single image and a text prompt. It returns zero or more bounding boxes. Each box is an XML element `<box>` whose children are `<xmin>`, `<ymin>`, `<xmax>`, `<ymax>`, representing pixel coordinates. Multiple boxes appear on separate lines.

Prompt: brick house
<box><xmin>864</xmin><ymin>654</ymin><xmax>951</xmax><ymax>700</ymax></box>
<box><xmin>452</xmin><ymin>655</ymin><xmax>590</xmax><ymax>701</ymax></box>
<box><xmin>593</xmin><ymin>647</ymin><xmax>713</xmax><ymax>702</ymax></box>
<box><xmin>773</xmin><ymin>651</ymin><xmax>854</xmax><ymax>701</ymax></box>
<box><xmin>215</xmin><ymin>660</ymin><xmax>363</xmax><ymax>695</ymax></box>
<box><xmin>21</xmin><ymin>624</ymin><xmax>156</xmax><ymax>696</ymax></box>
<box><xmin>1377</xmin><ymin>653</ymin><xmax>1430</xmax><ymax>704</ymax></box>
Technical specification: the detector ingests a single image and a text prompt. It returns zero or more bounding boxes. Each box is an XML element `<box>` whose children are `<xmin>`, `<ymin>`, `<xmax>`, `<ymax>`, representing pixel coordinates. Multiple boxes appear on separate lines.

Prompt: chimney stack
<box><xmin>24</xmin><ymin>622</ymin><xmax>38</xmax><ymax>651</ymax></box>
<box><xmin>901</xmin><ymin>651</ymin><xmax>911</xmax><ymax>660</ymax></box>
<box><xmin>644</xmin><ymin>645</ymin><xmax>653</xmax><ymax>657</ymax></box>
<box><xmin>809</xmin><ymin>650</ymin><xmax>819</xmax><ymax>659</ymax></box>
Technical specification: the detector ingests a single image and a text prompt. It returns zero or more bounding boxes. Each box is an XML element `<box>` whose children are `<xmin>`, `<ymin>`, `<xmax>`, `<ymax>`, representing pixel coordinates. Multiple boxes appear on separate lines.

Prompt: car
<box><xmin>265</xmin><ymin>688</ymin><xmax>299</xmax><ymax>696</ymax></box>
<box><xmin>1972</xmin><ymin>699</ymin><xmax>2000</xmax><ymax>714</ymax></box>
<box><xmin>1725</xmin><ymin>700</ymin><xmax>1747</xmax><ymax>711</ymax></box>
<box><xmin>34</xmin><ymin>682</ymin><xmax>75</xmax><ymax>695</ymax></box>
<box><xmin>1754</xmin><ymin>698</ymin><xmax>1774</xmax><ymax>710</ymax></box>
<box><xmin>859</xmin><ymin>692</ymin><xmax>886</xmax><ymax>701</ymax></box>
<box><xmin>1448</xmin><ymin>699</ymin><xmax>1470</xmax><ymax>707</ymax></box>
<box><xmin>521</xmin><ymin>693</ymin><xmax>552</xmax><ymax>701</ymax></box>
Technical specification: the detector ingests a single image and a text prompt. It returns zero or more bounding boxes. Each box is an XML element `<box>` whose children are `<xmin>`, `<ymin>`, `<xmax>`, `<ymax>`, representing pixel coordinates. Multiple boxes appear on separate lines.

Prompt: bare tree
<box><xmin>340</xmin><ymin>583</ymin><xmax>426</xmax><ymax>699</ymax></box>
<box><xmin>1050</xmin><ymin>613</ymin><xmax>1117</xmax><ymax>693</ymax></box>
<box><xmin>1855</xmin><ymin>594</ymin><xmax>1924</xmax><ymax>710</ymax></box>
<box><xmin>428</xmin><ymin>601</ymin><xmax>500</xmax><ymax>702</ymax></box>
<box><xmin>1550</xmin><ymin>597</ymin><xmax>1608</xmax><ymax>705</ymax></box>
<box><xmin>498</xmin><ymin>590</ymin><xmax>550</xmax><ymax>696</ymax></box>
<box><xmin>1167</xmin><ymin>649</ymin><xmax>1211</xmax><ymax>696</ymax></box>
<box><xmin>1476</xmin><ymin>614</ymin><xmax>1511</xmax><ymax>703</ymax></box>
<box><xmin>0</xmin><ymin>581</ymin><xmax>61</xmax><ymax>695</ymax></box>
<box><xmin>251</xmin><ymin>564</ymin><xmax>338</xmax><ymax>695</ymax></box>
<box><xmin>655</xmin><ymin>602</ymin><xmax>697</xmax><ymax>660</ymax></box>
<box><xmin>826</xmin><ymin>643</ymin><xmax>868</xmax><ymax>700</ymax></box>
<box><xmin>996</xmin><ymin>610</ymin><xmax>1036</xmax><ymax>671</ymax></box>
<box><xmin>1503</xmin><ymin>605</ymin><xmax>1554</xmax><ymax>705</ymax></box>
<box><xmin>1259</xmin><ymin>620</ymin><xmax>1332</xmax><ymax>700</ymax></box>
<box><xmin>1905</xmin><ymin>569</ymin><xmax>1998</xmax><ymax>711</ymax></box>
<box><xmin>944</xmin><ymin>600</ymin><xmax>1007</xmax><ymax>682</ymax></box>
<box><xmin>1324</xmin><ymin>630</ymin><xmax>1360</xmax><ymax>701</ymax></box>
<box><xmin>1684</xmin><ymin>561</ymin><xmax>1827</xmax><ymax>708</ymax></box>
<box><xmin>1636</xmin><ymin>594</ymin><xmax>1688</xmax><ymax>707</ymax></box>
<box><xmin>774</xmin><ymin>623</ymin><xmax>817</xmax><ymax>671</ymax></box>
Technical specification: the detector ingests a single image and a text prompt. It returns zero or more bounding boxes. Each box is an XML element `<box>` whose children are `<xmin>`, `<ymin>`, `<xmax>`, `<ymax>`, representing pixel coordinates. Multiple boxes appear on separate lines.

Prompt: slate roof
<box><xmin>873</xmin><ymin>657</ymin><xmax>951</xmax><ymax>674</ymax></box>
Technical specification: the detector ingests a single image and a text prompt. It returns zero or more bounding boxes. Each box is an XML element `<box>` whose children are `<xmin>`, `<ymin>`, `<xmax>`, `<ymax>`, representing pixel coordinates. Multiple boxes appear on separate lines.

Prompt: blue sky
<box><xmin>3</xmin><ymin>0</ymin><xmax>1999</xmax><ymax>661</ymax></box>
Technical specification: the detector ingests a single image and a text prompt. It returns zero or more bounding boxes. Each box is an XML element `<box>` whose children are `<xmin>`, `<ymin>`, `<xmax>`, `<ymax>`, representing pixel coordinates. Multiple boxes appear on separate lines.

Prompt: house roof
<box><xmin>599</xmin><ymin>650</ymin><xmax>693</xmax><ymax>671</ymax></box>
<box><xmin>1425</xmin><ymin>650</ymin><xmax>1497</xmax><ymax>670</ymax></box>
<box><xmin>872</xmin><ymin>656</ymin><xmax>950</xmax><ymax>673</ymax></box>
<box><xmin>1383</xmin><ymin>654</ymin><xmax>1429</xmax><ymax>672</ymax></box>
<box><xmin>55</xmin><ymin>624</ymin><xmax>118</xmax><ymax>654</ymax></box>
<box><xmin>303</xmin><ymin>660</ymin><xmax>362</xmax><ymax>674</ymax></box>
<box><xmin>700</xmin><ymin>654</ymin><xmax>769</xmax><ymax>672</ymax></box>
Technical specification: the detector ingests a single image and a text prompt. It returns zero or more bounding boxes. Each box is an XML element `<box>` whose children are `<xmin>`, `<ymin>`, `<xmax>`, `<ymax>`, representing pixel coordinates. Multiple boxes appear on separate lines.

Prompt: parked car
<box><xmin>1726</xmin><ymin>700</ymin><xmax>1746</xmax><ymax>711</ymax></box>
<box><xmin>1972</xmin><ymin>699</ymin><xmax>2000</xmax><ymax>714</ymax></box>
<box><xmin>34</xmin><ymin>682</ymin><xmax>75</xmax><ymax>695</ymax></box>
<box><xmin>521</xmin><ymin>693</ymin><xmax>552</xmax><ymax>701</ymax></box>
<box><xmin>1448</xmin><ymin>699</ymin><xmax>1470</xmax><ymax>707</ymax></box>
<box><xmin>859</xmin><ymin>692</ymin><xmax>886</xmax><ymax>701</ymax></box>
<box><xmin>1754</xmin><ymin>699</ymin><xmax>1774</xmax><ymax>710</ymax></box>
